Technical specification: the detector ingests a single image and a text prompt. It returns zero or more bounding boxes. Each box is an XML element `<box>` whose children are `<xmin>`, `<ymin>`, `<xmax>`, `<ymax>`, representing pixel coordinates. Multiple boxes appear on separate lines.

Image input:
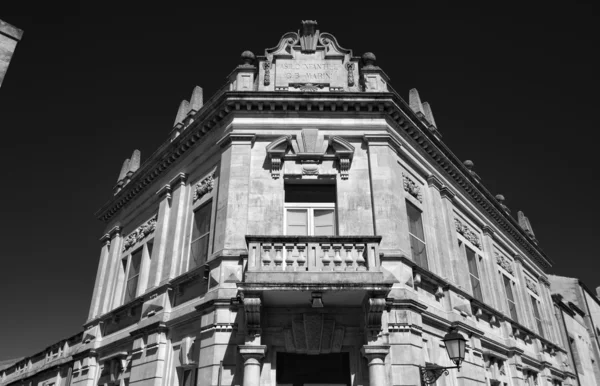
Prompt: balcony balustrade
<box><xmin>244</xmin><ymin>235</ymin><xmax>384</xmax><ymax>287</ymax></box>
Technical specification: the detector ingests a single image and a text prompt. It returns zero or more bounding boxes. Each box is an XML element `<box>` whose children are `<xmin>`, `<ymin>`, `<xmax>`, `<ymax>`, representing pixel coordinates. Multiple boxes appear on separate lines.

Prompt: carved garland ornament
<box><xmin>122</xmin><ymin>214</ymin><xmax>158</xmax><ymax>252</ymax></box>
<box><xmin>346</xmin><ymin>62</ymin><xmax>355</xmax><ymax>86</ymax></box>
<box><xmin>525</xmin><ymin>277</ymin><xmax>539</xmax><ymax>295</ymax></box>
<box><xmin>193</xmin><ymin>172</ymin><xmax>215</xmax><ymax>202</ymax></box>
<box><xmin>402</xmin><ymin>173</ymin><xmax>423</xmax><ymax>202</ymax></box>
<box><xmin>263</xmin><ymin>62</ymin><xmax>271</xmax><ymax>86</ymax></box>
<box><xmin>495</xmin><ymin>252</ymin><xmax>514</xmax><ymax>274</ymax></box>
<box><xmin>454</xmin><ymin>218</ymin><xmax>482</xmax><ymax>248</ymax></box>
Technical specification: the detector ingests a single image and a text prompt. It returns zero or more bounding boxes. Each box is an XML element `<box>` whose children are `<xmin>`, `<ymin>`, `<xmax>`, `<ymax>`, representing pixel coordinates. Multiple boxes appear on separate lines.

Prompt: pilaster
<box><xmin>481</xmin><ymin>226</ymin><xmax>504</xmax><ymax>312</ymax></box>
<box><xmin>513</xmin><ymin>256</ymin><xmax>534</xmax><ymax>330</ymax></box>
<box><xmin>129</xmin><ymin>323</ymin><xmax>169</xmax><ymax>386</ymax></box>
<box><xmin>539</xmin><ymin>278</ymin><xmax>560</xmax><ymax>343</ymax></box>
<box><xmin>88</xmin><ymin>234</ymin><xmax>112</xmax><ymax>320</ymax></box>
<box><xmin>100</xmin><ymin>226</ymin><xmax>122</xmax><ymax>314</ymax></box>
<box><xmin>364</xmin><ymin>134</ymin><xmax>408</xmax><ymax>255</ymax></box>
<box><xmin>160</xmin><ymin>173</ymin><xmax>189</xmax><ymax>284</ymax></box>
<box><xmin>213</xmin><ymin>134</ymin><xmax>254</xmax><ymax>254</ymax></box>
<box><xmin>424</xmin><ymin>175</ymin><xmax>447</xmax><ymax>278</ymax></box>
<box><xmin>439</xmin><ymin>187</ymin><xmax>464</xmax><ymax>288</ymax></box>
<box><xmin>148</xmin><ymin>185</ymin><xmax>171</xmax><ymax>288</ymax></box>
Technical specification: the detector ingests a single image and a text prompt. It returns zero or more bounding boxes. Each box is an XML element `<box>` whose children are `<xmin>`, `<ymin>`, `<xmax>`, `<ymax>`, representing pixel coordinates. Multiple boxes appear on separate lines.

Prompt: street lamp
<box><xmin>420</xmin><ymin>330</ymin><xmax>467</xmax><ymax>385</ymax></box>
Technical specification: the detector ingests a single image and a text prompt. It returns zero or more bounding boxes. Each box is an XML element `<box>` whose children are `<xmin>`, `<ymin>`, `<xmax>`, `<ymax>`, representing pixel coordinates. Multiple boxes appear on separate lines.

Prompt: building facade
<box><xmin>0</xmin><ymin>19</ymin><xmax>23</xmax><ymax>88</ymax></box>
<box><xmin>550</xmin><ymin>277</ymin><xmax>600</xmax><ymax>385</ymax></box>
<box><xmin>0</xmin><ymin>21</ymin><xmax>586</xmax><ymax>386</ymax></box>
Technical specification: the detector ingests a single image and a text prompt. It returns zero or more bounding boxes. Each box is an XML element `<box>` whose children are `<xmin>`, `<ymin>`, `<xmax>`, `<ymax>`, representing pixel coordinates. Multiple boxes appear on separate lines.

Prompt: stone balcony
<box><xmin>243</xmin><ymin>235</ymin><xmax>389</xmax><ymax>290</ymax></box>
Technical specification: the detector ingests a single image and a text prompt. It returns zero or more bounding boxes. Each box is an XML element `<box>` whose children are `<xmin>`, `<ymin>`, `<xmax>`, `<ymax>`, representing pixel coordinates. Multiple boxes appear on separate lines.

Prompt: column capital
<box><xmin>169</xmin><ymin>172</ymin><xmax>188</xmax><ymax>188</ymax></box>
<box><xmin>217</xmin><ymin>133</ymin><xmax>256</xmax><ymax>148</ymax></box>
<box><xmin>363</xmin><ymin>134</ymin><xmax>402</xmax><ymax>150</ymax></box>
<box><xmin>108</xmin><ymin>226</ymin><xmax>121</xmax><ymax>238</ymax></box>
<box><xmin>156</xmin><ymin>184</ymin><xmax>172</xmax><ymax>200</ymax></box>
<box><xmin>361</xmin><ymin>345</ymin><xmax>390</xmax><ymax>360</ymax></box>
<box><xmin>440</xmin><ymin>186</ymin><xmax>456</xmax><ymax>201</ymax></box>
<box><xmin>426</xmin><ymin>175</ymin><xmax>443</xmax><ymax>190</ymax></box>
<box><xmin>482</xmin><ymin>225</ymin><xmax>495</xmax><ymax>237</ymax></box>
<box><xmin>239</xmin><ymin>345</ymin><xmax>267</xmax><ymax>361</ymax></box>
<box><xmin>99</xmin><ymin>233</ymin><xmax>111</xmax><ymax>245</ymax></box>
<box><xmin>513</xmin><ymin>254</ymin><xmax>524</xmax><ymax>264</ymax></box>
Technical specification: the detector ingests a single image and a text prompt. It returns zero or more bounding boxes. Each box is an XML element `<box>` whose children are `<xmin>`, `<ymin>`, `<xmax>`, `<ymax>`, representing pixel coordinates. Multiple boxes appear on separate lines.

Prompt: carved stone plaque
<box><xmin>275</xmin><ymin>58</ymin><xmax>346</xmax><ymax>89</ymax></box>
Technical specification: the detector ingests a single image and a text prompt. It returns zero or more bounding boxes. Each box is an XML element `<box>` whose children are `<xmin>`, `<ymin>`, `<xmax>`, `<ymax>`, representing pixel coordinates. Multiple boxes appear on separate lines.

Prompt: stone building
<box><xmin>0</xmin><ymin>19</ymin><xmax>23</xmax><ymax>88</ymax></box>
<box><xmin>550</xmin><ymin>277</ymin><xmax>600</xmax><ymax>385</ymax></box>
<box><xmin>0</xmin><ymin>21</ymin><xmax>585</xmax><ymax>386</ymax></box>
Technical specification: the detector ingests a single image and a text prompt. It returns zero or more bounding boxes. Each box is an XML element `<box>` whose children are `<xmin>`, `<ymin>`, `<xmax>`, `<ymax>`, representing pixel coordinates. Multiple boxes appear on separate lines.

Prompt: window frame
<box><xmin>458</xmin><ymin>239</ymin><xmax>484</xmax><ymax>302</ymax></box>
<box><xmin>406</xmin><ymin>200</ymin><xmax>428</xmax><ymax>269</ymax></box>
<box><xmin>189</xmin><ymin>200</ymin><xmax>213</xmax><ymax>270</ymax></box>
<box><xmin>500</xmin><ymin>272</ymin><xmax>519</xmax><ymax>322</ymax></box>
<box><xmin>283</xmin><ymin>203</ymin><xmax>337</xmax><ymax>236</ymax></box>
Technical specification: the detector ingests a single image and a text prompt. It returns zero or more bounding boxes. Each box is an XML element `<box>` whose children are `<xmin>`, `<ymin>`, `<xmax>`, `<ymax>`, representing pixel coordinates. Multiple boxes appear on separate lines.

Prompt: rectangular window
<box><xmin>181</xmin><ymin>369</ymin><xmax>197</xmax><ymax>386</ymax></box>
<box><xmin>503</xmin><ymin>275</ymin><xmax>518</xmax><ymax>321</ymax></box>
<box><xmin>406</xmin><ymin>201</ymin><xmax>428</xmax><ymax>269</ymax></box>
<box><xmin>465</xmin><ymin>245</ymin><xmax>483</xmax><ymax>301</ymax></box>
<box><xmin>190</xmin><ymin>203</ymin><xmax>212</xmax><ymax>270</ymax></box>
<box><xmin>124</xmin><ymin>248</ymin><xmax>142</xmax><ymax>304</ymax></box>
<box><xmin>531</xmin><ymin>296</ymin><xmax>544</xmax><ymax>338</ymax></box>
<box><xmin>284</xmin><ymin>184</ymin><xmax>336</xmax><ymax>236</ymax></box>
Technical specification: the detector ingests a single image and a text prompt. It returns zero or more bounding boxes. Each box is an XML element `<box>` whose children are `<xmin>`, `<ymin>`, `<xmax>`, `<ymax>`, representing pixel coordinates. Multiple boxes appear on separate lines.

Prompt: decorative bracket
<box><xmin>365</xmin><ymin>298</ymin><xmax>387</xmax><ymax>330</ymax></box>
<box><xmin>243</xmin><ymin>294</ymin><xmax>262</xmax><ymax>335</ymax></box>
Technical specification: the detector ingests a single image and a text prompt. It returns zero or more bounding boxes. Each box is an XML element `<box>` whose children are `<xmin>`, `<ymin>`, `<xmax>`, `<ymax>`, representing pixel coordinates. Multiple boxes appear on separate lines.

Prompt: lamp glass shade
<box><xmin>443</xmin><ymin>331</ymin><xmax>467</xmax><ymax>366</ymax></box>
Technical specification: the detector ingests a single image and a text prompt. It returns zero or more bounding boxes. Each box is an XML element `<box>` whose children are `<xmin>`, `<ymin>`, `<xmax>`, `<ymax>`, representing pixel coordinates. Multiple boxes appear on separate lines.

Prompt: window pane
<box><xmin>314</xmin><ymin>209</ymin><xmax>335</xmax><ymax>236</ymax></box>
<box><xmin>466</xmin><ymin>247</ymin><xmax>479</xmax><ymax>279</ymax></box>
<box><xmin>410</xmin><ymin>235</ymin><xmax>428</xmax><ymax>269</ymax></box>
<box><xmin>124</xmin><ymin>275</ymin><xmax>139</xmax><ymax>303</ymax></box>
<box><xmin>471</xmin><ymin>277</ymin><xmax>483</xmax><ymax>301</ymax></box>
<box><xmin>128</xmin><ymin>249</ymin><xmax>143</xmax><ymax>279</ymax></box>
<box><xmin>286</xmin><ymin>209</ymin><xmax>308</xmax><ymax>235</ymax></box>
<box><xmin>192</xmin><ymin>204</ymin><xmax>212</xmax><ymax>241</ymax></box>
<box><xmin>285</xmin><ymin>184</ymin><xmax>336</xmax><ymax>203</ymax></box>
<box><xmin>503</xmin><ymin>276</ymin><xmax>515</xmax><ymax>302</ymax></box>
<box><xmin>406</xmin><ymin>202</ymin><xmax>425</xmax><ymax>241</ymax></box>
<box><xmin>190</xmin><ymin>235</ymin><xmax>209</xmax><ymax>269</ymax></box>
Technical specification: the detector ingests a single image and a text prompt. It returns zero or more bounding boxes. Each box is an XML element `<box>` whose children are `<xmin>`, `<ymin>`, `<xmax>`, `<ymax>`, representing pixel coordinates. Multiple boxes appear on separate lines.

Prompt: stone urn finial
<box><xmin>463</xmin><ymin>160</ymin><xmax>474</xmax><ymax>170</ymax></box>
<box><xmin>495</xmin><ymin>194</ymin><xmax>505</xmax><ymax>203</ymax></box>
<box><xmin>362</xmin><ymin>52</ymin><xmax>376</xmax><ymax>67</ymax></box>
<box><xmin>240</xmin><ymin>50</ymin><xmax>255</xmax><ymax>65</ymax></box>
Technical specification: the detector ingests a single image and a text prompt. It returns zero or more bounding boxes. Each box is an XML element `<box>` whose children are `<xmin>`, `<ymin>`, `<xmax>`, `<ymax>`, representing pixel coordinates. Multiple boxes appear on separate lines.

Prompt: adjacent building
<box><xmin>0</xmin><ymin>19</ymin><xmax>23</xmax><ymax>88</ymax></box>
<box><xmin>0</xmin><ymin>21</ymin><xmax>594</xmax><ymax>386</ymax></box>
<box><xmin>550</xmin><ymin>276</ymin><xmax>600</xmax><ymax>385</ymax></box>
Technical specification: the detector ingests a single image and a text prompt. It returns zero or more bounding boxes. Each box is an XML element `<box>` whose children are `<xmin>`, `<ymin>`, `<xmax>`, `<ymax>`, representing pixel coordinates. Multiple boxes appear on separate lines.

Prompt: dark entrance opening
<box><xmin>276</xmin><ymin>352</ymin><xmax>351</xmax><ymax>386</ymax></box>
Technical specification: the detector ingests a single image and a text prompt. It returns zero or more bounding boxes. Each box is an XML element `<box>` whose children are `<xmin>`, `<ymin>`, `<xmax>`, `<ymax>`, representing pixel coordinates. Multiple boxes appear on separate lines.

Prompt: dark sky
<box><xmin>1</xmin><ymin>3</ymin><xmax>598</xmax><ymax>360</ymax></box>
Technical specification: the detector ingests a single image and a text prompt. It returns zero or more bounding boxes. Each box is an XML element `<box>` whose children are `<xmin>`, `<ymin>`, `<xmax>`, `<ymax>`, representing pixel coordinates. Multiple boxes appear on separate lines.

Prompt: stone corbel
<box><xmin>179</xmin><ymin>336</ymin><xmax>196</xmax><ymax>367</ymax></box>
<box><xmin>365</xmin><ymin>297</ymin><xmax>387</xmax><ymax>330</ymax></box>
<box><xmin>266</xmin><ymin>135</ymin><xmax>291</xmax><ymax>179</ymax></box>
<box><xmin>243</xmin><ymin>294</ymin><xmax>262</xmax><ymax>335</ymax></box>
<box><xmin>329</xmin><ymin>136</ymin><xmax>354</xmax><ymax>180</ymax></box>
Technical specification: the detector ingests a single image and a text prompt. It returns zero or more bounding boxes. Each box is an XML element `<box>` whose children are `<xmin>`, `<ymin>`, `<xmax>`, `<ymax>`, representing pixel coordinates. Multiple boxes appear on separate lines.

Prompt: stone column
<box><xmin>239</xmin><ymin>345</ymin><xmax>266</xmax><ymax>386</ymax></box>
<box><xmin>148</xmin><ymin>185</ymin><xmax>171</xmax><ymax>288</ymax></box>
<box><xmin>160</xmin><ymin>173</ymin><xmax>189</xmax><ymax>283</ymax></box>
<box><xmin>88</xmin><ymin>233</ymin><xmax>112</xmax><ymax>320</ymax></box>
<box><xmin>100</xmin><ymin>226</ymin><xmax>122</xmax><ymax>314</ymax></box>
<box><xmin>362</xmin><ymin>345</ymin><xmax>390</xmax><ymax>386</ymax></box>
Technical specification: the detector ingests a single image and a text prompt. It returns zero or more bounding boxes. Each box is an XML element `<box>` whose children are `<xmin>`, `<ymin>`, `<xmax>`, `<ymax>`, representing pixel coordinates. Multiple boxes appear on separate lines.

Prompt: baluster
<box><xmin>321</xmin><ymin>244</ymin><xmax>332</xmax><ymax>271</ymax></box>
<box><xmin>274</xmin><ymin>244</ymin><xmax>283</xmax><ymax>269</ymax></box>
<box><xmin>355</xmin><ymin>244</ymin><xmax>367</xmax><ymax>271</ymax></box>
<box><xmin>285</xmin><ymin>244</ymin><xmax>295</xmax><ymax>270</ymax></box>
<box><xmin>332</xmin><ymin>244</ymin><xmax>343</xmax><ymax>271</ymax></box>
<box><xmin>296</xmin><ymin>244</ymin><xmax>307</xmax><ymax>270</ymax></box>
<box><xmin>343</xmin><ymin>244</ymin><xmax>354</xmax><ymax>271</ymax></box>
<box><xmin>262</xmin><ymin>244</ymin><xmax>272</xmax><ymax>270</ymax></box>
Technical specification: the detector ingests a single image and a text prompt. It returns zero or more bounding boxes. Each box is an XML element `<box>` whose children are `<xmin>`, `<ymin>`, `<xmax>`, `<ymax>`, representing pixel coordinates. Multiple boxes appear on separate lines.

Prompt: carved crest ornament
<box><xmin>266</xmin><ymin>128</ymin><xmax>354</xmax><ymax>180</ymax></box>
<box><xmin>525</xmin><ymin>276</ymin><xmax>539</xmax><ymax>295</ymax></box>
<box><xmin>402</xmin><ymin>173</ymin><xmax>423</xmax><ymax>202</ymax></box>
<box><xmin>193</xmin><ymin>172</ymin><xmax>215</xmax><ymax>202</ymax></box>
<box><xmin>454</xmin><ymin>217</ymin><xmax>482</xmax><ymax>249</ymax></box>
<box><xmin>122</xmin><ymin>214</ymin><xmax>158</xmax><ymax>252</ymax></box>
<box><xmin>495</xmin><ymin>252</ymin><xmax>514</xmax><ymax>274</ymax></box>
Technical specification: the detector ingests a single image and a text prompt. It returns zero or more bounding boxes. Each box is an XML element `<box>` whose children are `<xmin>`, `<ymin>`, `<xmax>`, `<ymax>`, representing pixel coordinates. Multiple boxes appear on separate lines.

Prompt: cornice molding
<box><xmin>94</xmin><ymin>90</ymin><xmax>552</xmax><ymax>271</ymax></box>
